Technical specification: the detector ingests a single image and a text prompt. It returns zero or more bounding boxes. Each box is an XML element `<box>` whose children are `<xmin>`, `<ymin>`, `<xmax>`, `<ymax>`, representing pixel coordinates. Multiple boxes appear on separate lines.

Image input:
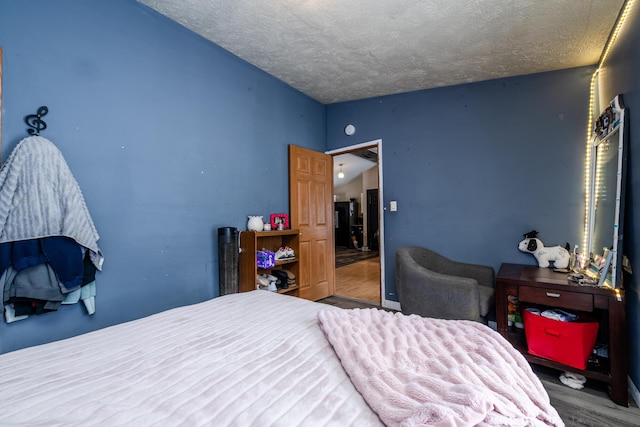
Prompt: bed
<box><xmin>0</xmin><ymin>291</ymin><xmax>563</xmax><ymax>426</ymax></box>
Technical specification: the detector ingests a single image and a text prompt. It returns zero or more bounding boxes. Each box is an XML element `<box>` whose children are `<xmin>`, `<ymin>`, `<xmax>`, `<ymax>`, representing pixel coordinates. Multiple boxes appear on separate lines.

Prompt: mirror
<box><xmin>586</xmin><ymin>94</ymin><xmax>627</xmax><ymax>288</ymax></box>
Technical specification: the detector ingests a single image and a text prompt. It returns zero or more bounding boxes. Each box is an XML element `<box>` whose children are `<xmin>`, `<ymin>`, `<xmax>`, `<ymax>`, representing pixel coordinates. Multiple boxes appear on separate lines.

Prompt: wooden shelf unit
<box><xmin>239</xmin><ymin>229</ymin><xmax>300</xmax><ymax>296</ymax></box>
<box><xmin>496</xmin><ymin>263</ymin><xmax>628</xmax><ymax>406</ymax></box>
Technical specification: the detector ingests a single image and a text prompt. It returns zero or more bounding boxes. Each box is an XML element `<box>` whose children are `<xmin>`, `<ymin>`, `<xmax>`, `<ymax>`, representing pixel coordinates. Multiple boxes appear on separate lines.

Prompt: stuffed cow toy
<box><xmin>518</xmin><ymin>230</ymin><xmax>570</xmax><ymax>269</ymax></box>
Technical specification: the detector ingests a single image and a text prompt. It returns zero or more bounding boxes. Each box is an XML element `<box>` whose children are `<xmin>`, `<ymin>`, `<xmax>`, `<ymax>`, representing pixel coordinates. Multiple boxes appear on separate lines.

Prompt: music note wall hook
<box><xmin>25</xmin><ymin>106</ymin><xmax>49</xmax><ymax>136</ymax></box>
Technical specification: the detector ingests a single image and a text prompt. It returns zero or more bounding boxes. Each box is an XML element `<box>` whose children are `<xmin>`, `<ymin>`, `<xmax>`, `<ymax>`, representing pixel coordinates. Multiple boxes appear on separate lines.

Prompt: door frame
<box><xmin>326</xmin><ymin>139</ymin><xmax>399</xmax><ymax>311</ymax></box>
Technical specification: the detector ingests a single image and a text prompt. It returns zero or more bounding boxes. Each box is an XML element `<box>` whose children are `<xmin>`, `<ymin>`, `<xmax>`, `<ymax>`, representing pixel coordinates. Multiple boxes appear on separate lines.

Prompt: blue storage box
<box><xmin>257</xmin><ymin>250</ymin><xmax>275</xmax><ymax>269</ymax></box>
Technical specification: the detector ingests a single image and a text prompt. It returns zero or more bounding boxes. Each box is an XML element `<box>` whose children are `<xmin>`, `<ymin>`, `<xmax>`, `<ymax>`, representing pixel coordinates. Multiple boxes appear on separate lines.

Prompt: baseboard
<box><xmin>629</xmin><ymin>376</ymin><xmax>640</xmax><ymax>407</ymax></box>
<box><xmin>383</xmin><ymin>299</ymin><xmax>401</xmax><ymax>311</ymax></box>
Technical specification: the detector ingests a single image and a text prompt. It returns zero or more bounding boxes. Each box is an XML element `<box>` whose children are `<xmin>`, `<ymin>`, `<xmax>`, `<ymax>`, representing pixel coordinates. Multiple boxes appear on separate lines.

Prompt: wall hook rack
<box><xmin>24</xmin><ymin>106</ymin><xmax>49</xmax><ymax>136</ymax></box>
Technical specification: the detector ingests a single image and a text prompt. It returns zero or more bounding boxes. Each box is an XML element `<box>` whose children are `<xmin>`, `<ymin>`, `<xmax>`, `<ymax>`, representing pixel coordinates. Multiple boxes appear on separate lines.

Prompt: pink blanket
<box><xmin>318</xmin><ymin>308</ymin><xmax>564</xmax><ymax>427</ymax></box>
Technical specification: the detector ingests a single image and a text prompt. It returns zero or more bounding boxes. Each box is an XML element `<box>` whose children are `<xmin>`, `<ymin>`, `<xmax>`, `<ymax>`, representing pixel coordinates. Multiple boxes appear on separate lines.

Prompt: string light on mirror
<box><xmin>338</xmin><ymin>163</ymin><xmax>345</xmax><ymax>179</ymax></box>
<box><xmin>582</xmin><ymin>0</ymin><xmax>635</xmax><ymax>252</ymax></box>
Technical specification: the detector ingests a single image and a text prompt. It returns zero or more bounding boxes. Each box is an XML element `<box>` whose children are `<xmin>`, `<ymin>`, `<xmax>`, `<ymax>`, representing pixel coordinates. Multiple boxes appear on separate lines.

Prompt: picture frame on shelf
<box><xmin>270</xmin><ymin>213</ymin><xmax>289</xmax><ymax>230</ymax></box>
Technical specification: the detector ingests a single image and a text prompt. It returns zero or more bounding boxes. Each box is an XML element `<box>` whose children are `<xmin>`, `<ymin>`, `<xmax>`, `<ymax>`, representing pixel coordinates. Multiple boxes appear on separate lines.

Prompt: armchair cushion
<box><xmin>396</xmin><ymin>246</ymin><xmax>495</xmax><ymax>322</ymax></box>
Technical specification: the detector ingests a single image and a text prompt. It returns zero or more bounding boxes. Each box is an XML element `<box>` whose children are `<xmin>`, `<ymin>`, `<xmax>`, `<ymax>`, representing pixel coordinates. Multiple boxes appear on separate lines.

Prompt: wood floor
<box><xmin>335</xmin><ymin>256</ymin><xmax>380</xmax><ymax>304</ymax></box>
<box><xmin>318</xmin><ymin>294</ymin><xmax>640</xmax><ymax>426</ymax></box>
<box><xmin>533</xmin><ymin>365</ymin><xmax>640</xmax><ymax>427</ymax></box>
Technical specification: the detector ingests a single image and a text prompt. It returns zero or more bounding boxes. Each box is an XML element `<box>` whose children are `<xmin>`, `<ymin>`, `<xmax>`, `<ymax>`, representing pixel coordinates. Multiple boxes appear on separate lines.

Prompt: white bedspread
<box><xmin>318</xmin><ymin>308</ymin><xmax>564</xmax><ymax>427</ymax></box>
<box><xmin>0</xmin><ymin>291</ymin><xmax>382</xmax><ymax>426</ymax></box>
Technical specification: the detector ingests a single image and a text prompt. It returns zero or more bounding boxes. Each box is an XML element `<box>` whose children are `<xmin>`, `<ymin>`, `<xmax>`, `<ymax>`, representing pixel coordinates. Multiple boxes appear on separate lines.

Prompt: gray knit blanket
<box><xmin>0</xmin><ymin>136</ymin><xmax>103</xmax><ymax>269</ymax></box>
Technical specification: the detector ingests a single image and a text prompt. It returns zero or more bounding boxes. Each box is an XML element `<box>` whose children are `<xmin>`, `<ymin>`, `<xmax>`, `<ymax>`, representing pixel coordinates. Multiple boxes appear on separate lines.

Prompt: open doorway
<box><xmin>327</xmin><ymin>141</ymin><xmax>383</xmax><ymax>306</ymax></box>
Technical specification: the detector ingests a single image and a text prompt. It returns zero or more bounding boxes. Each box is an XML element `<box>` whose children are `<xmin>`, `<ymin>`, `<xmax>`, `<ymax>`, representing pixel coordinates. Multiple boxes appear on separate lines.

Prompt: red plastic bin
<box><xmin>523</xmin><ymin>308</ymin><xmax>599</xmax><ymax>370</ymax></box>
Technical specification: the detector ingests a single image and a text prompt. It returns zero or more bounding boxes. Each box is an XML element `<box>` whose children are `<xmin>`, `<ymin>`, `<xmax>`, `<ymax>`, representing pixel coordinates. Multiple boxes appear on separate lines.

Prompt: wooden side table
<box><xmin>496</xmin><ymin>263</ymin><xmax>628</xmax><ymax>406</ymax></box>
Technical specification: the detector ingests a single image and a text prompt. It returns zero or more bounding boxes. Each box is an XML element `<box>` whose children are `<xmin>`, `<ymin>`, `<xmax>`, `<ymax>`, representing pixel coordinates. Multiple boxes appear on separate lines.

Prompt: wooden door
<box><xmin>289</xmin><ymin>145</ymin><xmax>334</xmax><ymax>301</ymax></box>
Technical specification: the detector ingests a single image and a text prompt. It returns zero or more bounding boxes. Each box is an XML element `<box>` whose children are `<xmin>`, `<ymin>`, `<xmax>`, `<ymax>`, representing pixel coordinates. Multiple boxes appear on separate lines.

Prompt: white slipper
<box><xmin>560</xmin><ymin>372</ymin><xmax>586</xmax><ymax>390</ymax></box>
<box><xmin>564</xmin><ymin>371</ymin><xmax>587</xmax><ymax>383</ymax></box>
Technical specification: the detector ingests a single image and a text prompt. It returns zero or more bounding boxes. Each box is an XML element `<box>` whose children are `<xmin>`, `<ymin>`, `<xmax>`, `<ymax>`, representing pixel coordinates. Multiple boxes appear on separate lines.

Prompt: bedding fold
<box><xmin>318</xmin><ymin>308</ymin><xmax>564</xmax><ymax>427</ymax></box>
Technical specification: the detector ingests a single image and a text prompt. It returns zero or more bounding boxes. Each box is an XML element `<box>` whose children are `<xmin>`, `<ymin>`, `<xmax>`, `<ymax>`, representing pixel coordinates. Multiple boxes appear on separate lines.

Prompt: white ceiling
<box><xmin>138</xmin><ymin>0</ymin><xmax>624</xmax><ymax>104</ymax></box>
<box><xmin>333</xmin><ymin>151</ymin><xmax>377</xmax><ymax>185</ymax></box>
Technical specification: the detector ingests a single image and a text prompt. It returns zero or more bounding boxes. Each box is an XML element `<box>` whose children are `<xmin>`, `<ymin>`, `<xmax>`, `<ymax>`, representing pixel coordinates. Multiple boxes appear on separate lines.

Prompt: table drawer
<box><xmin>518</xmin><ymin>286</ymin><xmax>593</xmax><ymax>311</ymax></box>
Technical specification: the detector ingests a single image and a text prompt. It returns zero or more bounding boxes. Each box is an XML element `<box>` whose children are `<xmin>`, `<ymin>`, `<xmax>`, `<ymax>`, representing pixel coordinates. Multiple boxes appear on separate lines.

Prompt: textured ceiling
<box><xmin>138</xmin><ymin>0</ymin><xmax>624</xmax><ymax>104</ymax></box>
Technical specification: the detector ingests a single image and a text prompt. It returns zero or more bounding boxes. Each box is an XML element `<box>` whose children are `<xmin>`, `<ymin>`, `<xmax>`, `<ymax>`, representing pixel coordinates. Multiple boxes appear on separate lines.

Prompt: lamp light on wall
<box><xmin>338</xmin><ymin>163</ymin><xmax>345</xmax><ymax>179</ymax></box>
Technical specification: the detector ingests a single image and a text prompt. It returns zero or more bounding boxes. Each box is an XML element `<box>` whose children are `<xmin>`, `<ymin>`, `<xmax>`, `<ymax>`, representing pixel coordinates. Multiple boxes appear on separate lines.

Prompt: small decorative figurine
<box><xmin>518</xmin><ymin>230</ymin><xmax>571</xmax><ymax>269</ymax></box>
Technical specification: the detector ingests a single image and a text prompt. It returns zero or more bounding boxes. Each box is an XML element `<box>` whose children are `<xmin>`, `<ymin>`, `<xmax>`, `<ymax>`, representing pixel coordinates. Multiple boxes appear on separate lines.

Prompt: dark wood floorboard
<box><xmin>318</xmin><ymin>294</ymin><xmax>380</xmax><ymax>309</ymax></box>
<box><xmin>316</xmin><ymin>295</ymin><xmax>640</xmax><ymax>426</ymax></box>
<box><xmin>335</xmin><ymin>247</ymin><xmax>379</xmax><ymax>268</ymax></box>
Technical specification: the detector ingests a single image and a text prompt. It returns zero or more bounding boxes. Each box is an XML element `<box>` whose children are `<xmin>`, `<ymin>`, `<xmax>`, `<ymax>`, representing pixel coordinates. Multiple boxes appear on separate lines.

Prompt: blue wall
<box><xmin>0</xmin><ymin>0</ymin><xmax>325</xmax><ymax>353</ymax></box>
<box><xmin>595</xmin><ymin>0</ymin><xmax>640</xmax><ymax>397</ymax></box>
<box><xmin>2</xmin><ymin>1</ymin><xmax>636</xmax><ymax>392</ymax></box>
<box><xmin>327</xmin><ymin>68</ymin><xmax>594</xmax><ymax>301</ymax></box>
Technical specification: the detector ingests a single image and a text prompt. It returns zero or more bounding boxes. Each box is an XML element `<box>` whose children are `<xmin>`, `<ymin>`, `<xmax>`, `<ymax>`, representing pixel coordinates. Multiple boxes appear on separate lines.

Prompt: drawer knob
<box><xmin>546</xmin><ymin>292</ymin><xmax>561</xmax><ymax>298</ymax></box>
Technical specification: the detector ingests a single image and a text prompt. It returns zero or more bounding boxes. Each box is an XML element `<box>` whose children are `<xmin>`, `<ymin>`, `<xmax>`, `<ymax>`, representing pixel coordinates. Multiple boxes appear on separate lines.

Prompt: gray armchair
<box><xmin>395</xmin><ymin>246</ymin><xmax>495</xmax><ymax>322</ymax></box>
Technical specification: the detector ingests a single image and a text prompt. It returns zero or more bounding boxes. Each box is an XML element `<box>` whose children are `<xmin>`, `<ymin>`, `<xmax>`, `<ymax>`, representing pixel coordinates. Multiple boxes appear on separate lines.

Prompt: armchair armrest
<box><xmin>440</xmin><ymin>259</ymin><xmax>495</xmax><ymax>289</ymax></box>
<box><xmin>404</xmin><ymin>246</ymin><xmax>494</xmax><ymax>289</ymax></box>
<box><xmin>396</xmin><ymin>252</ymin><xmax>481</xmax><ymax>321</ymax></box>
